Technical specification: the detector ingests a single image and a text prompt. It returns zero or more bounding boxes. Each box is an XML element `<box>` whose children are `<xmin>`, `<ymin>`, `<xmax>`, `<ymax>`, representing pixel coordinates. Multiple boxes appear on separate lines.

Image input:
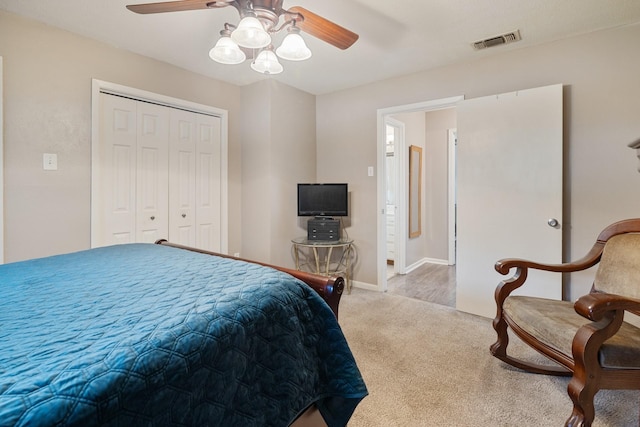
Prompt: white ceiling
<box><xmin>2</xmin><ymin>0</ymin><xmax>640</xmax><ymax>95</ymax></box>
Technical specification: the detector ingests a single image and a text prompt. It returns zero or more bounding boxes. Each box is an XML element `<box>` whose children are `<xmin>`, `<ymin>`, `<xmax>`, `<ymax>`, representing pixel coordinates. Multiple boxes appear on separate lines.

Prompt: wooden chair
<box><xmin>491</xmin><ymin>218</ymin><xmax>640</xmax><ymax>427</ymax></box>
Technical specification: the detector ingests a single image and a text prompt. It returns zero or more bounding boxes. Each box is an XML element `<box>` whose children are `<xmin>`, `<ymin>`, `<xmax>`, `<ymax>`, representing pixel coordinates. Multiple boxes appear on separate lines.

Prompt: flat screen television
<box><xmin>297</xmin><ymin>183</ymin><xmax>348</xmax><ymax>217</ymax></box>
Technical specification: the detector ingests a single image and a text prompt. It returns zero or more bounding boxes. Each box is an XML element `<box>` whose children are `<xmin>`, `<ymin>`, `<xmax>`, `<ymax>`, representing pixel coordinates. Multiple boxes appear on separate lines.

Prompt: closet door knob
<box><xmin>150</xmin><ymin>216</ymin><xmax>155</xmax><ymax>221</ymax></box>
<box><xmin>547</xmin><ymin>218</ymin><xmax>559</xmax><ymax>228</ymax></box>
<box><xmin>182</xmin><ymin>213</ymin><xmax>186</xmax><ymax>218</ymax></box>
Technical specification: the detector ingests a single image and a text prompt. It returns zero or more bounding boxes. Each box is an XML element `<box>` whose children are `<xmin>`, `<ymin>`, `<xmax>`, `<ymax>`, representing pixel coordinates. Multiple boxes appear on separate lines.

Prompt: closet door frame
<box><xmin>90</xmin><ymin>79</ymin><xmax>229</xmax><ymax>253</ymax></box>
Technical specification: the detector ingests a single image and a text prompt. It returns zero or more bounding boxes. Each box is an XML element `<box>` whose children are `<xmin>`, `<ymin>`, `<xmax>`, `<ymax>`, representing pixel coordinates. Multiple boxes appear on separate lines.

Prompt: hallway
<box><xmin>386</xmin><ymin>263</ymin><xmax>456</xmax><ymax>307</ymax></box>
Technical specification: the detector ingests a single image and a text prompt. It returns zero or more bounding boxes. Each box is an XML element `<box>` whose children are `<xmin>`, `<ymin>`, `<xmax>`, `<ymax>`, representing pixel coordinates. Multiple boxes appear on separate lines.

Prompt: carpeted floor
<box><xmin>338</xmin><ymin>288</ymin><xmax>638</xmax><ymax>426</ymax></box>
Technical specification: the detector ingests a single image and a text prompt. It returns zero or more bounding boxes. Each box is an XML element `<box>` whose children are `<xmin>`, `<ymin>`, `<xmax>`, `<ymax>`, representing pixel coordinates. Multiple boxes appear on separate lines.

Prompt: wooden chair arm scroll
<box><xmin>494</xmin><ymin>243</ymin><xmax>606</xmax><ymax>303</ymax></box>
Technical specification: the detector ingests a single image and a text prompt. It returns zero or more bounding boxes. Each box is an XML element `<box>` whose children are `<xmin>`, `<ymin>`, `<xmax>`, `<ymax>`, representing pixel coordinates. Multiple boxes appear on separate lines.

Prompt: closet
<box><xmin>92</xmin><ymin>92</ymin><xmax>223</xmax><ymax>252</ymax></box>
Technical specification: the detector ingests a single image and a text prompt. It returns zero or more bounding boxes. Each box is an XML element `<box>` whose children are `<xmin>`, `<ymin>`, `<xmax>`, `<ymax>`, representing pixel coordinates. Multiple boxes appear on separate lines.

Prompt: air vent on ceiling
<box><xmin>472</xmin><ymin>30</ymin><xmax>521</xmax><ymax>50</ymax></box>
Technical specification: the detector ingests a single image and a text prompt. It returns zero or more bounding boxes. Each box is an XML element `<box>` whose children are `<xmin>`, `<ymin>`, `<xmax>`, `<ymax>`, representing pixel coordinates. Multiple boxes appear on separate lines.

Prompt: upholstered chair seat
<box><xmin>504</xmin><ymin>296</ymin><xmax>640</xmax><ymax>369</ymax></box>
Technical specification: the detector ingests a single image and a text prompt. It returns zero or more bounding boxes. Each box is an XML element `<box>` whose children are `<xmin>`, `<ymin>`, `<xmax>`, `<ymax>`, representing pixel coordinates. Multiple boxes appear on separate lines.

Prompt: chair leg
<box><xmin>564</xmin><ymin>401</ymin><xmax>595</xmax><ymax>426</ymax></box>
<box><xmin>490</xmin><ymin>315</ymin><xmax>510</xmax><ymax>359</ymax></box>
<box><xmin>565</xmin><ymin>370</ymin><xmax>597</xmax><ymax>426</ymax></box>
<box><xmin>565</xmin><ymin>310</ymin><xmax>625</xmax><ymax>427</ymax></box>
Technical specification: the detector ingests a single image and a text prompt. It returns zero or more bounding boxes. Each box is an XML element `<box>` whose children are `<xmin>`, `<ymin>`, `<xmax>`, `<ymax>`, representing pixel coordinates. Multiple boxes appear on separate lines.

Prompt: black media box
<box><xmin>307</xmin><ymin>218</ymin><xmax>340</xmax><ymax>241</ymax></box>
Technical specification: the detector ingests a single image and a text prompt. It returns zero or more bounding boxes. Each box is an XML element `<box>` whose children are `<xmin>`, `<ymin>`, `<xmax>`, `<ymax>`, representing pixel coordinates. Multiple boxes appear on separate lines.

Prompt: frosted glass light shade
<box><xmin>209</xmin><ymin>36</ymin><xmax>246</xmax><ymax>64</ymax></box>
<box><xmin>276</xmin><ymin>33</ymin><xmax>311</xmax><ymax>61</ymax></box>
<box><xmin>250</xmin><ymin>49</ymin><xmax>283</xmax><ymax>74</ymax></box>
<box><xmin>231</xmin><ymin>16</ymin><xmax>271</xmax><ymax>49</ymax></box>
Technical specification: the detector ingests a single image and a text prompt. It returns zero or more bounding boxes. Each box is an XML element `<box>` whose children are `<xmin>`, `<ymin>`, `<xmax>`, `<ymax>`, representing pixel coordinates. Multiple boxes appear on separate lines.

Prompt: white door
<box><xmin>195</xmin><ymin>114</ymin><xmax>222</xmax><ymax>252</ymax></box>
<box><xmin>456</xmin><ymin>84</ymin><xmax>563</xmax><ymax>318</ymax></box>
<box><xmin>167</xmin><ymin>111</ymin><xmax>222</xmax><ymax>252</ymax></box>
<box><xmin>98</xmin><ymin>95</ymin><xmax>169</xmax><ymax>245</ymax></box>
<box><xmin>136</xmin><ymin>102</ymin><xmax>169</xmax><ymax>243</ymax></box>
<box><xmin>98</xmin><ymin>94</ymin><xmax>138</xmax><ymax>245</ymax></box>
<box><xmin>169</xmin><ymin>109</ymin><xmax>197</xmax><ymax>246</ymax></box>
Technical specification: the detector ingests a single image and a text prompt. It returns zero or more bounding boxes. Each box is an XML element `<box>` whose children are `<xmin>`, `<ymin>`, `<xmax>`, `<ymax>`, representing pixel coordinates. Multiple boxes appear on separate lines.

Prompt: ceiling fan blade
<box><xmin>288</xmin><ymin>6</ymin><xmax>359</xmax><ymax>50</ymax></box>
<box><xmin>126</xmin><ymin>0</ymin><xmax>231</xmax><ymax>14</ymax></box>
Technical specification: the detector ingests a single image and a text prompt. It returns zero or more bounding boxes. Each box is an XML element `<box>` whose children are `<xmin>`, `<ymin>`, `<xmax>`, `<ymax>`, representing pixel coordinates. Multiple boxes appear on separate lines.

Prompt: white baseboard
<box><xmin>424</xmin><ymin>257</ymin><xmax>449</xmax><ymax>266</ymax></box>
<box><xmin>350</xmin><ymin>258</ymin><xmax>450</xmax><ymax>292</ymax></box>
<box><xmin>405</xmin><ymin>257</ymin><xmax>448</xmax><ymax>274</ymax></box>
<box><xmin>350</xmin><ymin>280</ymin><xmax>378</xmax><ymax>292</ymax></box>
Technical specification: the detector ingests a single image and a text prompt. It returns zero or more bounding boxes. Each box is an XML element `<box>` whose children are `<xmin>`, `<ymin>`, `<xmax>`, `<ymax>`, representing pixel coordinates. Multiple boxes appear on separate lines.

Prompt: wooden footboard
<box><xmin>155</xmin><ymin>240</ymin><xmax>345</xmax><ymax>319</ymax></box>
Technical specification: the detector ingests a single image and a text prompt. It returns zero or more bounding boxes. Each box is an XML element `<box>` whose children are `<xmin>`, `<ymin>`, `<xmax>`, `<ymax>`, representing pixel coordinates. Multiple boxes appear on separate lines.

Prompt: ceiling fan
<box><xmin>126</xmin><ymin>0</ymin><xmax>359</xmax><ymax>74</ymax></box>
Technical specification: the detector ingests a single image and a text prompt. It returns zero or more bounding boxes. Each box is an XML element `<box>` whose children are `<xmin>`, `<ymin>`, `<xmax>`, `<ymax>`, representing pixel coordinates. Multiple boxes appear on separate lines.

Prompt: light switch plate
<box><xmin>43</xmin><ymin>153</ymin><xmax>58</xmax><ymax>170</ymax></box>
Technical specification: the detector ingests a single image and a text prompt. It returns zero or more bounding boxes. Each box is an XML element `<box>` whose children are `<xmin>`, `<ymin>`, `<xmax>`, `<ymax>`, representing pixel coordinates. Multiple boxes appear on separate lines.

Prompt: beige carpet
<box><xmin>338</xmin><ymin>288</ymin><xmax>638</xmax><ymax>426</ymax></box>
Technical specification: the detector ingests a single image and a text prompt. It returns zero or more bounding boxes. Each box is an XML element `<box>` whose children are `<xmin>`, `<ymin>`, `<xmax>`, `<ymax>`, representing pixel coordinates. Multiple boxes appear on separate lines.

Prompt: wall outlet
<box><xmin>233</xmin><ymin>252</ymin><xmax>240</xmax><ymax>257</ymax></box>
<box><xmin>368</xmin><ymin>166</ymin><xmax>374</xmax><ymax>177</ymax></box>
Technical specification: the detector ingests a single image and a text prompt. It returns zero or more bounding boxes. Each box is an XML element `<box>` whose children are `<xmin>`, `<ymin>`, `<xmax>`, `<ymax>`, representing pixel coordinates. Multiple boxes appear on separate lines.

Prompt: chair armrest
<box><xmin>493</xmin><ymin>243</ymin><xmax>603</xmax><ymax>304</ymax></box>
<box><xmin>495</xmin><ymin>243</ymin><xmax>604</xmax><ymax>275</ymax></box>
<box><xmin>574</xmin><ymin>292</ymin><xmax>640</xmax><ymax>321</ymax></box>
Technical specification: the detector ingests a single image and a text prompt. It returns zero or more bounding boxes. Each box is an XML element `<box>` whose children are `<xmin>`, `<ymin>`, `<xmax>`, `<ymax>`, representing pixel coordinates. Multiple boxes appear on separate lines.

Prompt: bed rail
<box><xmin>155</xmin><ymin>240</ymin><xmax>345</xmax><ymax>319</ymax></box>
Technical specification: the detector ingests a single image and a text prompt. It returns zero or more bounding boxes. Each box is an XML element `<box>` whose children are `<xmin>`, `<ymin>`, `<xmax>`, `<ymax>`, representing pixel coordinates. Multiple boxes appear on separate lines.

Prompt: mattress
<box><xmin>0</xmin><ymin>244</ymin><xmax>367</xmax><ymax>426</ymax></box>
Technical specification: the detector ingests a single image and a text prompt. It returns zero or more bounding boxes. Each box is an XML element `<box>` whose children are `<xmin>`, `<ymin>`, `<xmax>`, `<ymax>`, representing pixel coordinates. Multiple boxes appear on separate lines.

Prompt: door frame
<box><xmin>448</xmin><ymin>128</ymin><xmax>457</xmax><ymax>265</ymax></box>
<box><xmin>376</xmin><ymin>95</ymin><xmax>463</xmax><ymax>292</ymax></box>
<box><xmin>384</xmin><ymin>116</ymin><xmax>405</xmax><ymax>276</ymax></box>
<box><xmin>90</xmin><ymin>79</ymin><xmax>229</xmax><ymax>253</ymax></box>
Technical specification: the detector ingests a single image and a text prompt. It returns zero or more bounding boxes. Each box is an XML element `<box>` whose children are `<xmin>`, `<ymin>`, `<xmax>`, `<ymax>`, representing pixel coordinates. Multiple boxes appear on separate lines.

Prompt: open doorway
<box><xmin>384</xmin><ymin>117</ymin><xmax>405</xmax><ymax>280</ymax></box>
<box><xmin>376</xmin><ymin>96</ymin><xmax>463</xmax><ymax>296</ymax></box>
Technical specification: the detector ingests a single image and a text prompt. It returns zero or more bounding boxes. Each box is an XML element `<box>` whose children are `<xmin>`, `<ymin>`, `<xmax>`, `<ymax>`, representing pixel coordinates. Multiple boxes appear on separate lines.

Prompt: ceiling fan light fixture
<box><xmin>276</xmin><ymin>32</ymin><xmax>311</xmax><ymax>61</ymax></box>
<box><xmin>251</xmin><ymin>47</ymin><xmax>283</xmax><ymax>75</ymax></box>
<box><xmin>209</xmin><ymin>35</ymin><xmax>246</xmax><ymax>64</ymax></box>
<box><xmin>127</xmin><ymin>2</ymin><xmax>360</xmax><ymax>75</ymax></box>
<box><xmin>231</xmin><ymin>15</ymin><xmax>271</xmax><ymax>49</ymax></box>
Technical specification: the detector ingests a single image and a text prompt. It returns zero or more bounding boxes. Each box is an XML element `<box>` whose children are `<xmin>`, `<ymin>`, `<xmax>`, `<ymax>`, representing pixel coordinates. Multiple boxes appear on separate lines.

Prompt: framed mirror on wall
<box><xmin>409</xmin><ymin>144</ymin><xmax>422</xmax><ymax>238</ymax></box>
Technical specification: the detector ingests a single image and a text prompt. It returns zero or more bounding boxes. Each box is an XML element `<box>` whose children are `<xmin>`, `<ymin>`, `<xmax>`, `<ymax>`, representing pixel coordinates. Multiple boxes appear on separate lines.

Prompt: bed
<box><xmin>0</xmin><ymin>241</ymin><xmax>367</xmax><ymax>426</ymax></box>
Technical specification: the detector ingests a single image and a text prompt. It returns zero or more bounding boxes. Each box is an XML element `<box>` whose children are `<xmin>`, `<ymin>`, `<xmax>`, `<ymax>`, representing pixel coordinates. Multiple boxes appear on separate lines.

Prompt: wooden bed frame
<box><xmin>155</xmin><ymin>240</ymin><xmax>345</xmax><ymax>319</ymax></box>
<box><xmin>156</xmin><ymin>240</ymin><xmax>345</xmax><ymax>427</ymax></box>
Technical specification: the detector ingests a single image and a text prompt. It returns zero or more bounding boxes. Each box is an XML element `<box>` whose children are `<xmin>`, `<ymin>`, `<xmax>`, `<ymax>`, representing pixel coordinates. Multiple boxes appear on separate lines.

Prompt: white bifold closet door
<box><xmin>168</xmin><ymin>108</ymin><xmax>222</xmax><ymax>250</ymax></box>
<box><xmin>95</xmin><ymin>92</ymin><xmax>222</xmax><ymax>252</ymax></box>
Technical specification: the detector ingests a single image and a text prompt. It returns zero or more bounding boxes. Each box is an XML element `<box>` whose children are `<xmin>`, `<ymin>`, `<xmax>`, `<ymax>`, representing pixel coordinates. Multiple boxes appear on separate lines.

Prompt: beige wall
<box><xmin>240</xmin><ymin>81</ymin><xmax>272</xmax><ymax>262</ymax></box>
<box><xmin>0</xmin><ymin>9</ymin><xmax>316</xmax><ymax>270</ymax></box>
<box><xmin>240</xmin><ymin>80</ymin><xmax>316</xmax><ymax>268</ymax></box>
<box><xmin>424</xmin><ymin>108</ymin><xmax>456</xmax><ymax>262</ymax></box>
<box><xmin>0</xmin><ymin>10</ymin><xmax>243</xmax><ymax>262</ymax></box>
<box><xmin>317</xmin><ymin>23</ymin><xmax>640</xmax><ymax>297</ymax></box>
<box><xmin>4</xmin><ymin>8</ymin><xmax>640</xmax><ymax>300</ymax></box>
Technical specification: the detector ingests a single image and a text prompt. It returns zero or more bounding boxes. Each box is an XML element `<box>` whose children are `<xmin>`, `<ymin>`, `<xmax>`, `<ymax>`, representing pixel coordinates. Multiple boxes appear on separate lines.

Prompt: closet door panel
<box><xmin>169</xmin><ymin>110</ymin><xmax>197</xmax><ymax>246</ymax></box>
<box><xmin>94</xmin><ymin>89</ymin><xmax>225</xmax><ymax>253</ymax></box>
<box><xmin>195</xmin><ymin>115</ymin><xmax>222</xmax><ymax>252</ymax></box>
<box><xmin>136</xmin><ymin>102</ymin><xmax>169</xmax><ymax>243</ymax></box>
<box><xmin>98</xmin><ymin>93</ymin><xmax>137</xmax><ymax>246</ymax></box>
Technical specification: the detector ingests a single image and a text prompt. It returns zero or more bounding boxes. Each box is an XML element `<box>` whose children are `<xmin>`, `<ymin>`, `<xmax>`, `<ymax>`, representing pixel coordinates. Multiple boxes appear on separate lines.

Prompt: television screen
<box><xmin>297</xmin><ymin>183</ymin><xmax>348</xmax><ymax>217</ymax></box>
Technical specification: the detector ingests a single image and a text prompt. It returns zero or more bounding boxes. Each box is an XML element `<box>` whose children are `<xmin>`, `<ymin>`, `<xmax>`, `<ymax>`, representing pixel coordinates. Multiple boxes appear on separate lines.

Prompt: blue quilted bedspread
<box><xmin>0</xmin><ymin>244</ymin><xmax>367</xmax><ymax>426</ymax></box>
